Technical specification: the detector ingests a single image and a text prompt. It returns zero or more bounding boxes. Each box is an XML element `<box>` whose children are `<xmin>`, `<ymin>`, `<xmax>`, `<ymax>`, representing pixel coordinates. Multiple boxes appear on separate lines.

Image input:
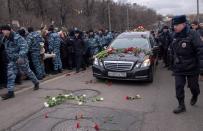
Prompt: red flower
<box><xmin>125</xmin><ymin>96</ymin><xmax>129</xmax><ymax>100</ymax></box>
<box><xmin>108</xmin><ymin>81</ymin><xmax>112</xmax><ymax>87</ymax></box>
<box><xmin>44</xmin><ymin>113</ymin><xmax>48</xmax><ymax>118</ymax></box>
<box><xmin>108</xmin><ymin>47</ymin><xmax>112</xmax><ymax>51</ymax></box>
<box><xmin>94</xmin><ymin>123</ymin><xmax>100</xmax><ymax>131</ymax></box>
<box><xmin>76</xmin><ymin>122</ymin><xmax>80</xmax><ymax>128</ymax></box>
<box><xmin>66</xmin><ymin>73</ymin><xmax>71</xmax><ymax>76</ymax></box>
<box><xmin>127</xmin><ymin>47</ymin><xmax>134</xmax><ymax>52</ymax></box>
<box><xmin>107</xmin><ymin>47</ymin><xmax>114</xmax><ymax>54</ymax></box>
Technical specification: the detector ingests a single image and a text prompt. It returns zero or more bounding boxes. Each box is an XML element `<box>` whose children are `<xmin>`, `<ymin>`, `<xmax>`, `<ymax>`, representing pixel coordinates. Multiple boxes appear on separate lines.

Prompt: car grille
<box><xmin>104</xmin><ymin>61</ymin><xmax>134</xmax><ymax>71</ymax></box>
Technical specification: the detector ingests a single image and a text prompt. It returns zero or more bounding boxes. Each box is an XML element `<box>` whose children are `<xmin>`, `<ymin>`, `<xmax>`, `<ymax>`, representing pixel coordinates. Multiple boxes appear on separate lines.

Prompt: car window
<box><xmin>110</xmin><ymin>37</ymin><xmax>150</xmax><ymax>50</ymax></box>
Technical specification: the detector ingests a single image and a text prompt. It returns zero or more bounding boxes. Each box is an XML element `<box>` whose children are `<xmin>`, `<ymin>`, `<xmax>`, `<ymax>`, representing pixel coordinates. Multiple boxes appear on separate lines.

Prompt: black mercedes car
<box><xmin>92</xmin><ymin>31</ymin><xmax>159</xmax><ymax>83</ymax></box>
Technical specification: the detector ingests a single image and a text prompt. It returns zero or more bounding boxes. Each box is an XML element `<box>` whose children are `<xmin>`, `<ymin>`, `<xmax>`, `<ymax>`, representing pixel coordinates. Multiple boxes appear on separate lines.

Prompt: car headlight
<box><xmin>135</xmin><ymin>63</ymin><xmax>142</xmax><ymax>68</ymax></box>
<box><xmin>141</xmin><ymin>59</ymin><xmax>151</xmax><ymax>68</ymax></box>
<box><xmin>93</xmin><ymin>58</ymin><xmax>103</xmax><ymax>66</ymax></box>
<box><xmin>94</xmin><ymin>58</ymin><xmax>99</xmax><ymax>65</ymax></box>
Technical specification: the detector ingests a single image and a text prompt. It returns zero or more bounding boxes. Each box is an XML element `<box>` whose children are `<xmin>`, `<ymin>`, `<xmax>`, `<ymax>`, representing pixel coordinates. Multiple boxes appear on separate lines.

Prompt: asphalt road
<box><xmin>0</xmin><ymin>64</ymin><xmax>203</xmax><ymax>131</ymax></box>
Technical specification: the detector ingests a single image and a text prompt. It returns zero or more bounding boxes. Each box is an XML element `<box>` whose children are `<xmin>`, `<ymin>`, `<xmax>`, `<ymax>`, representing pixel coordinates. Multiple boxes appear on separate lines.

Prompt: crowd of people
<box><xmin>0</xmin><ymin>24</ymin><xmax>117</xmax><ymax>100</ymax></box>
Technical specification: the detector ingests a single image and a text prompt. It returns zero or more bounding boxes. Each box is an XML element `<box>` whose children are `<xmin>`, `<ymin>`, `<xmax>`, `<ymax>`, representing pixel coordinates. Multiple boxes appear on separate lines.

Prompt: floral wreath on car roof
<box><xmin>133</xmin><ymin>26</ymin><xmax>146</xmax><ymax>32</ymax></box>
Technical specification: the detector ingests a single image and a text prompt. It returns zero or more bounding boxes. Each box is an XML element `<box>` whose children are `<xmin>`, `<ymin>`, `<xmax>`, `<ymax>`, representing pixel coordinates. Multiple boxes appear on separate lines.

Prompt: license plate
<box><xmin>108</xmin><ymin>72</ymin><xmax>127</xmax><ymax>77</ymax></box>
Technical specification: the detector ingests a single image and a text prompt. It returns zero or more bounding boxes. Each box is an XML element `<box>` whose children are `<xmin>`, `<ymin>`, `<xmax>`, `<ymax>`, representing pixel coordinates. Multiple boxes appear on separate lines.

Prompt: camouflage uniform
<box><xmin>48</xmin><ymin>32</ymin><xmax>62</xmax><ymax>71</ymax></box>
<box><xmin>95</xmin><ymin>34</ymin><xmax>106</xmax><ymax>51</ymax></box>
<box><xmin>2</xmin><ymin>32</ymin><xmax>39</xmax><ymax>92</ymax></box>
<box><xmin>87</xmin><ymin>36</ymin><xmax>99</xmax><ymax>56</ymax></box>
<box><xmin>104</xmin><ymin>32</ymin><xmax>114</xmax><ymax>46</ymax></box>
<box><xmin>26</xmin><ymin>31</ymin><xmax>45</xmax><ymax>79</ymax></box>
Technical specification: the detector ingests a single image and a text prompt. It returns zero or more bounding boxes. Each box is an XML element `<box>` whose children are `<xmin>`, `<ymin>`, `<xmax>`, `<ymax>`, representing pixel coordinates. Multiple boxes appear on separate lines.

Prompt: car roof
<box><xmin>117</xmin><ymin>31</ymin><xmax>150</xmax><ymax>39</ymax></box>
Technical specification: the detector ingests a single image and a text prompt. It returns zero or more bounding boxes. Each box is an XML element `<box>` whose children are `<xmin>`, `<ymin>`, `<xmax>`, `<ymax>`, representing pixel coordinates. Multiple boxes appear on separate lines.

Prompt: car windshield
<box><xmin>109</xmin><ymin>37</ymin><xmax>150</xmax><ymax>50</ymax></box>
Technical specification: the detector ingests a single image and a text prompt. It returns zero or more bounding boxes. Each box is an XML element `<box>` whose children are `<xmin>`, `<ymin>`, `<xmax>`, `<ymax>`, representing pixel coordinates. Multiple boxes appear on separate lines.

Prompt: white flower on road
<box><xmin>100</xmin><ymin>97</ymin><xmax>104</xmax><ymax>101</ymax></box>
<box><xmin>78</xmin><ymin>102</ymin><xmax>83</xmax><ymax>105</ymax></box>
<box><xmin>44</xmin><ymin>102</ymin><xmax>49</xmax><ymax>107</ymax></box>
<box><xmin>83</xmin><ymin>94</ymin><xmax>87</xmax><ymax>97</ymax></box>
<box><xmin>64</xmin><ymin>94</ymin><xmax>70</xmax><ymax>98</ymax></box>
<box><xmin>136</xmin><ymin>94</ymin><xmax>141</xmax><ymax>99</ymax></box>
<box><xmin>52</xmin><ymin>97</ymin><xmax>56</xmax><ymax>101</ymax></box>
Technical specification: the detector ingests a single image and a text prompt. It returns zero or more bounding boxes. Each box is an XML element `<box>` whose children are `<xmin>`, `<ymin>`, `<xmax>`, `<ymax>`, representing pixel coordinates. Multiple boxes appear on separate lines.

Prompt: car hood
<box><xmin>102</xmin><ymin>52</ymin><xmax>148</xmax><ymax>63</ymax></box>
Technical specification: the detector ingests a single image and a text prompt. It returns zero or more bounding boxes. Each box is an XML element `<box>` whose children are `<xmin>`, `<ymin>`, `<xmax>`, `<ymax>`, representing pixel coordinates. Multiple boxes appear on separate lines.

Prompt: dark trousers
<box><xmin>75</xmin><ymin>53</ymin><xmax>85</xmax><ymax>72</ymax></box>
<box><xmin>84</xmin><ymin>49</ymin><xmax>91</xmax><ymax>66</ymax></box>
<box><xmin>67</xmin><ymin>53</ymin><xmax>73</xmax><ymax>69</ymax></box>
<box><xmin>0</xmin><ymin>51</ymin><xmax>7</xmax><ymax>85</ymax></box>
<box><xmin>163</xmin><ymin>49</ymin><xmax>168</xmax><ymax>66</ymax></box>
<box><xmin>175</xmin><ymin>75</ymin><xmax>200</xmax><ymax>104</ymax></box>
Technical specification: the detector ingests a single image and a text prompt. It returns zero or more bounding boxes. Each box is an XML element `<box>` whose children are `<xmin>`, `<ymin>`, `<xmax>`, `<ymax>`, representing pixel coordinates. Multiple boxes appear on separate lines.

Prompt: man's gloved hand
<box><xmin>16</xmin><ymin>57</ymin><xmax>25</xmax><ymax>65</ymax></box>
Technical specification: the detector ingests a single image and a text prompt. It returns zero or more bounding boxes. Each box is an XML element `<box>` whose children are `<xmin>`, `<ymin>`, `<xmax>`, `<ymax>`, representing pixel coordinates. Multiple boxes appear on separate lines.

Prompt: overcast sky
<box><xmin>115</xmin><ymin>0</ymin><xmax>203</xmax><ymax>15</ymax></box>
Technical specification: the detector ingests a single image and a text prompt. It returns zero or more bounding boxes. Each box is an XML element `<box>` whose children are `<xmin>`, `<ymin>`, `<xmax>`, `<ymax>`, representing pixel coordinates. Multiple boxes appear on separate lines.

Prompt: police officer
<box><xmin>170</xmin><ymin>15</ymin><xmax>203</xmax><ymax>114</ymax></box>
<box><xmin>87</xmin><ymin>30</ymin><xmax>99</xmax><ymax>61</ymax></box>
<box><xmin>95</xmin><ymin>29</ymin><xmax>106</xmax><ymax>50</ymax></box>
<box><xmin>0</xmin><ymin>25</ymin><xmax>39</xmax><ymax>100</ymax></box>
<box><xmin>27</xmin><ymin>27</ymin><xmax>45</xmax><ymax>80</ymax></box>
<box><xmin>104</xmin><ymin>29</ymin><xmax>113</xmax><ymax>46</ymax></box>
<box><xmin>47</xmin><ymin>25</ymin><xmax>62</xmax><ymax>74</ymax></box>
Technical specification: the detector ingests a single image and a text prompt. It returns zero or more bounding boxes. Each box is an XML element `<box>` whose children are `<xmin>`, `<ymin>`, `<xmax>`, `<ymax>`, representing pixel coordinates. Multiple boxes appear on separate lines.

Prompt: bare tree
<box><xmin>0</xmin><ymin>0</ymin><xmax>162</xmax><ymax>31</ymax></box>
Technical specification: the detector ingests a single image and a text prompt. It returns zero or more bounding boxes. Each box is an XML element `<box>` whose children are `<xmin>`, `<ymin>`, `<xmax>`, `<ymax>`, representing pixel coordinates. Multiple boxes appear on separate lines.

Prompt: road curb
<box><xmin>15</xmin><ymin>71</ymin><xmax>73</xmax><ymax>95</ymax></box>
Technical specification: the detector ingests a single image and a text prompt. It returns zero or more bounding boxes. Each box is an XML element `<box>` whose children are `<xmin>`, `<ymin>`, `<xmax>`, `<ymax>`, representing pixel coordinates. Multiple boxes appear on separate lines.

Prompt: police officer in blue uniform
<box><xmin>95</xmin><ymin>29</ymin><xmax>106</xmax><ymax>50</ymax></box>
<box><xmin>87</xmin><ymin>30</ymin><xmax>99</xmax><ymax>59</ymax></box>
<box><xmin>47</xmin><ymin>25</ymin><xmax>62</xmax><ymax>74</ymax></box>
<box><xmin>0</xmin><ymin>25</ymin><xmax>39</xmax><ymax>100</ymax></box>
<box><xmin>104</xmin><ymin>29</ymin><xmax>113</xmax><ymax>46</ymax></box>
<box><xmin>171</xmin><ymin>15</ymin><xmax>203</xmax><ymax>114</ymax></box>
<box><xmin>27</xmin><ymin>27</ymin><xmax>45</xmax><ymax>80</ymax></box>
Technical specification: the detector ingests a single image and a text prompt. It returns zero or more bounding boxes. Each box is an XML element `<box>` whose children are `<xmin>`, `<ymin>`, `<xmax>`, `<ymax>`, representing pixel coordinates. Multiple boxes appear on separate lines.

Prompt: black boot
<box><xmin>81</xmin><ymin>68</ymin><xmax>86</xmax><ymax>71</ymax></box>
<box><xmin>52</xmin><ymin>70</ymin><xmax>58</xmax><ymax>75</ymax></box>
<box><xmin>190</xmin><ymin>95</ymin><xmax>198</xmax><ymax>106</ymax></box>
<box><xmin>1</xmin><ymin>91</ymin><xmax>15</xmax><ymax>100</ymax></box>
<box><xmin>173</xmin><ymin>105</ymin><xmax>186</xmax><ymax>114</ymax></box>
<box><xmin>58</xmin><ymin>69</ymin><xmax>63</xmax><ymax>73</ymax></box>
<box><xmin>173</xmin><ymin>99</ymin><xmax>186</xmax><ymax>114</ymax></box>
<box><xmin>15</xmin><ymin>81</ymin><xmax>22</xmax><ymax>85</ymax></box>
<box><xmin>34</xmin><ymin>83</ymin><xmax>39</xmax><ymax>90</ymax></box>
